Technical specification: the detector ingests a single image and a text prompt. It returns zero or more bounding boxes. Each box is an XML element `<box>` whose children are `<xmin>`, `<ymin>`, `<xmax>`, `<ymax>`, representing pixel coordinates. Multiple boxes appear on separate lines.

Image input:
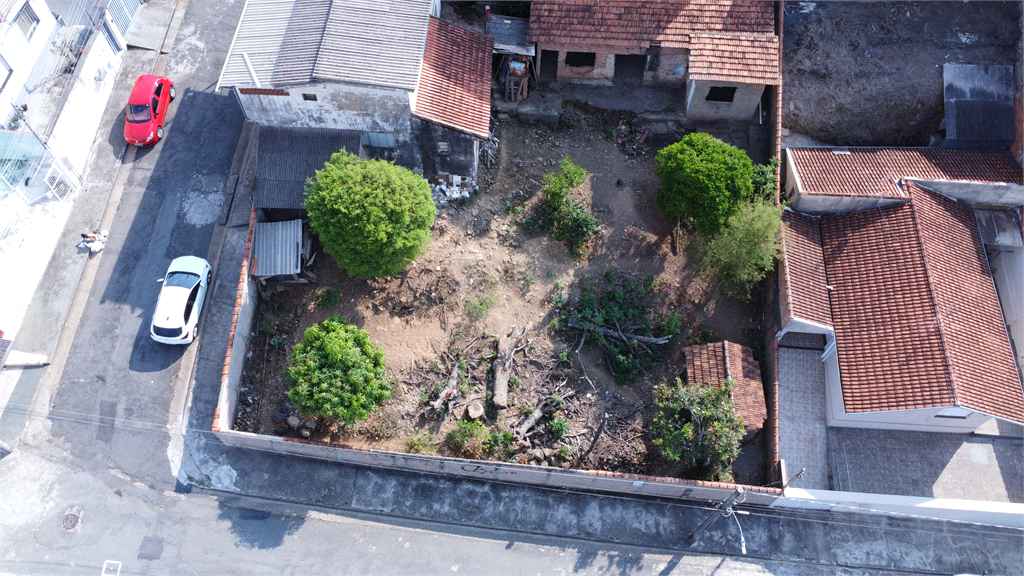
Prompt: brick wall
<box><xmin>539</xmin><ymin>43</ymin><xmax>688</xmax><ymax>86</ymax></box>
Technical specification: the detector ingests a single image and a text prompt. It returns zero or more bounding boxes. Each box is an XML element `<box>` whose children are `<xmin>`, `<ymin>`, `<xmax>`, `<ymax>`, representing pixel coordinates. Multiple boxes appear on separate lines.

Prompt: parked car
<box><xmin>151</xmin><ymin>256</ymin><xmax>212</xmax><ymax>345</ymax></box>
<box><xmin>124</xmin><ymin>75</ymin><xmax>175</xmax><ymax>146</ymax></box>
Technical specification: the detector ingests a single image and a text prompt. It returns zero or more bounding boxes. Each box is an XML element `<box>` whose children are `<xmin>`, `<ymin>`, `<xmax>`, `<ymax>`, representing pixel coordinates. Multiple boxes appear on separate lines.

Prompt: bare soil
<box><xmin>236</xmin><ymin>104</ymin><xmax>764</xmax><ymax>484</ymax></box>
<box><xmin>783</xmin><ymin>1</ymin><xmax>1021</xmax><ymax>145</ymax></box>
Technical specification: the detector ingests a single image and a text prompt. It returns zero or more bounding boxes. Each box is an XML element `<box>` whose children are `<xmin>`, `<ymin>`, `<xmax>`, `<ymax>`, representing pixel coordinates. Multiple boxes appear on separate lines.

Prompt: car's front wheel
<box><xmin>169</xmin><ymin>86</ymin><xmax>176</xmax><ymax>101</ymax></box>
<box><xmin>156</xmin><ymin>126</ymin><xmax>164</xmax><ymax>141</ymax></box>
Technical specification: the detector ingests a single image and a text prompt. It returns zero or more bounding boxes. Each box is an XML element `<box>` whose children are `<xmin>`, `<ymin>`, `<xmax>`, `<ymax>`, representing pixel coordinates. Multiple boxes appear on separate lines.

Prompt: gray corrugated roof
<box><xmin>252</xmin><ymin>219</ymin><xmax>303</xmax><ymax>277</ymax></box>
<box><xmin>219</xmin><ymin>0</ymin><xmax>433</xmax><ymax>91</ymax></box>
<box><xmin>486</xmin><ymin>15</ymin><xmax>534</xmax><ymax>55</ymax></box>
<box><xmin>254</xmin><ymin>126</ymin><xmax>361</xmax><ymax>209</ymax></box>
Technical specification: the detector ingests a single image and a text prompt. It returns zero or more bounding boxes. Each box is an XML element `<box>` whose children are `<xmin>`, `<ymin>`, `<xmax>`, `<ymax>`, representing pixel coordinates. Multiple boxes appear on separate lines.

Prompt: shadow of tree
<box><xmin>216</xmin><ymin>502</ymin><xmax>305</xmax><ymax>549</ymax></box>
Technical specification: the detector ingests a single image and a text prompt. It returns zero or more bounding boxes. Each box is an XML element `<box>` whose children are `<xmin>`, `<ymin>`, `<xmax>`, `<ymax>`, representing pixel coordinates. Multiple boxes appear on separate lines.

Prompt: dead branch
<box><xmin>492</xmin><ymin>324</ymin><xmax>532</xmax><ymax>409</ymax></box>
<box><xmin>428</xmin><ymin>362</ymin><xmax>460</xmax><ymax>414</ymax></box>
<box><xmin>567</xmin><ymin>320</ymin><xmax>672</xmax><ymax>345</ymax></box>
<box><xmin>514</xmin><ymin>390</ymin><xmax>576</xmax><ymax>440</ymax></box>
<box><xmin>576</xmin><ymin>412</ymin><xmax>608</xmax><ymax>466</ymax></box>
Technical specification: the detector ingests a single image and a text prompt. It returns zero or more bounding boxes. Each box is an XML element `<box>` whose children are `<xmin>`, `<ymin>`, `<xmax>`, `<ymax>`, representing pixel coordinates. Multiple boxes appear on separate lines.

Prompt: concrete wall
<box><xmin>412</xmin><ymin>117</ymin><xmax>478</xmax><ymax>180</ymax></box>
<box><xmin>790</xmin><ymin>192</ymin><xmax>906</xmax><ymax>215</ymax></box>
<box><xmin>685</xmin><ymin>79</ymin><xmax>764</xmax><ymax>120</ymax></box>
<box><xmin>213</xmin><ymin>206</ymin><xmax>258</xmax><ymax>434</ymax></box>
<box><xmin>912</xmin><ymin>179</ymin><xmax>1024</xmax><ymax>209</ymax></box>
<box><xmin>538</xmin><ymin>43</ymin><xmax>688</xmax><ymax>86</ymax></box>
<box><xmin>46</xmin><ymin>27</ymin><xmax>124</xmax><ymax>178</ymax></box>
<box><xmin>780</xmin><ymin>488</ymin><xmax>1024</xmax><ymax>529</ymax></box>
<box><xmin>0</xmin><ymin>0</ymin><xmax>57</xmax><ymax>118</ymax></box>
<box><xmin>236</xmin><ymin>82</ymin><xmax>413</xmax><ymax>134</ymax></box>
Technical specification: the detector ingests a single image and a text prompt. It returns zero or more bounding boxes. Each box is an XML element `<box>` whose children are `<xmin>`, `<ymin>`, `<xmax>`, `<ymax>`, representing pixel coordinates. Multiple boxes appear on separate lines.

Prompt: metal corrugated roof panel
<box><xmin>254</xmin><ymin>125</ymin><xmax>362</xmax><ymax>209</ymax></box>
<box><xmin>218</xmin><ymin>0</ymin><xmax>300</xmax><ymax>89</ymax></box>
<box><xmin>271</xmin><ymin>0</ymin><xmax>332</xmax><ymax>86</ymax></box>
<box><xmin>312</xmin><ymin>0</ymin><xmax>433</xmax><ymax>90</ymax></box>
<box><xmin>252</xmin><ymin>219</ymin><xmax>303</xmax><ymax>277</ymax></box>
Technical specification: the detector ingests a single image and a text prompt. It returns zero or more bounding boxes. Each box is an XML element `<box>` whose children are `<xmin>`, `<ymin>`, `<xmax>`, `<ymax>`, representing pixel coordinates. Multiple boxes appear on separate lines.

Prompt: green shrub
<box><xmin>312</xmin><ymin>287</ymin><xmax>341</xmax><ymax>310</ymax></box>
<box><xmin>752</xmin><ymin>157</ymin><xmax>779</xmax><ymax>203</ymax></box>
<box><xmin>652</xmin><ymin>379</ymin><xmax>744</xmax><ymax>481</ymax></box>
<box><xmin>655</xmin><ymin>133</ymin><xmax>754</xmax><ymax>235</ymax></box>
<box><xmin>446</xmin><ymin>420</ymin><xmax>488</xmax><ymax>458</ymax></box>
<box><xmin>306</xmin><ymin>150</ymin><xmax>436</xmax><ymax>278</ymax></box>
<box><xmin>465</xmin><ymin>292</ymin><xmax>497</xmax><ymax>320</ymax></box>
<box><xmin>485</xmin><ymin>429</ymin><xmax>516</xmax><ymax>461</ymax></box>
<box><xmin>549</xmin><ymin>199</ymin><xmax>602</xmax><ymax>258</ymax></box>
<box><xmin>525</xmin><ymin>158</ymin><xmax>601</xmax><ymax>258</ymax></box>
<box><xmin>408</xmin><ymin>434</ymin><xmax>434</xmax><ymax>454</ymax></box>
<box><xmin>547</xmin><ymin>417</ymin><xmax>569</xmax><ymax>440</ymax></box>
<box><xmin>701</xmin><ymin>200</ymin><xmax>783</xmax><ymax>300</ymax></box>
<box><xmin>284</xmin><ymin>317</ymin><xmax>391</xmax><ymax>424</ymax></box>
<box><xmin>542</xmin><ymin>157</ymin><xmax>587</xmax><ymax>206</ymax></box>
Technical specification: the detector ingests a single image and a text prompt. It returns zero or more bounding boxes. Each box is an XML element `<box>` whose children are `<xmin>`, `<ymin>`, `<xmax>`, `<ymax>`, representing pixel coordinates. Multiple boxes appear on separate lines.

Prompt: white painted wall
<box><xmin>989</xmin><ymin>244</ymin><xmax>1024</xmax><ymax>377</ymax></box>
<box><xmin>46</xmin><ymin>30</ymin><xmax>123</xmax><ymax>178</ymax></box>
<box><xmin>0</xmin><ymin>0</ymin><xmax>58</xmax><ymax>119</ymax></box>
<box><xmin>236</xmin><ymin>82</ymin><xmax>413</xmax><ymax>135</ymax></box>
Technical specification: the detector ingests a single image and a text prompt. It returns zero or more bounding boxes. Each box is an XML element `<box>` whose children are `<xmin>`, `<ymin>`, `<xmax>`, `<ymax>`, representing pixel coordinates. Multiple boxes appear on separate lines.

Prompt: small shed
<box><xmin>486</xmin><ymin>14</ymin><xmax>534</xmax><ymax>56</ymax></box>
<box><xmin>250</xmin><ymin>219</ymin><xmax>313</xmax><ymax>283</ymax></box>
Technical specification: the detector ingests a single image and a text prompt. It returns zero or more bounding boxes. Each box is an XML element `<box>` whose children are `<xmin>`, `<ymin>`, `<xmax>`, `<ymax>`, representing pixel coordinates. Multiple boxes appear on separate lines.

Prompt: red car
<box><xmin>124</xmin><ymin>75</ymin><xmax>175</xmax><ymax>146</ymax></box>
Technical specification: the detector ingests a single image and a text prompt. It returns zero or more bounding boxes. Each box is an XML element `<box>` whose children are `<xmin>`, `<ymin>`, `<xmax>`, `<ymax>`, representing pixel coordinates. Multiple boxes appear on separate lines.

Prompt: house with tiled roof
<box><xmin>217</xmin><ymin>0</ymin><xmax>492</xmax><ymax>180</ymax></box>
<box><xmin>527</xmin><ymin>0</ymin><xmax>780</xmax><ymax>120</ymax></box>
<box><xmin>683</xmin><ymin>341</ymin><xmax>767</xmax><ymax>439</ymax></box>
<box><xmin>777</xmin><ymin>146</ymin><xmax>1024</xmax><ymax>432</ymax></box>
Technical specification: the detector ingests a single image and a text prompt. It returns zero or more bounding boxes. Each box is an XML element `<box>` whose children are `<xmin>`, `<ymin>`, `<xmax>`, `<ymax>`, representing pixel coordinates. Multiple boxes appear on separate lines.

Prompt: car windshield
<box><xmin>153</xmin><ymin>326</ymin><xmax>183</xmax><ymax>338</ymax></box>
<box><xmin>126</xmin><ymin>103</ymin><xmax>152</xmax><ymax>123</ymax></box>
<box><xmin>165</xmin><ymin>271</ymin><xmax>199</xmax><ymax>288</ymax></box>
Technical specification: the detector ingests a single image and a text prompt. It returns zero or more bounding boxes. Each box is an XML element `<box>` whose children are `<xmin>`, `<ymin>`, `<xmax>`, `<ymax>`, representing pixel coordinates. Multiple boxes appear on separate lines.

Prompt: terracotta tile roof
<box><xmin>684</xmin><ymin>341</ymin><xmax>767</xmax><ymax>430</ymax></box>
<box><xmin>788</xmin><ymin>147</ymin><xmax>1023</xmax><ymax>197</ymax></box>
<box><xmin>780</xmin><ymin>210</ymin><xmax>831</xmax><ymax>327</ymax></box>
<box><xmin>688</xmin><ymin>32</ymin><xmax>779</xmax><ymax>85</ymax></box>
<box><xmin>527</xmin><ymin>0</ymin><xmax>774</xmax><ymax>49</ymax></box>
<box><xmin>414</xmin><ymin>17</ymin><xmax>493</xmax><ymax>140</ymax></box>
<box><xmin>819</xmin><ymin>184</ymin><xmax>1023</xmax><ymax>422</ymax></box>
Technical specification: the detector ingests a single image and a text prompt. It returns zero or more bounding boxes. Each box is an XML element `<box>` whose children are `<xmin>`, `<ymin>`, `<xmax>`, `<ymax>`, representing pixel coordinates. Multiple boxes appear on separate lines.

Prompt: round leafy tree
<box><xmin>701</xmin><ymin>200</ymin><xmax>783</xmax><ymax>301</ymax></box>
<box><xmin>285</xmin><ymin>316</ymin><xmax>391</xmax><ymax>424</ymax></box>
<box><xmin>654</xmin><ymin>133</ymin><xmax>754</xmax><ymax>235</ymax></box>
<box><xmin>306</xmin><ymin>150</ymin><xmax>436</xmax><ymax>278</ymax></box>
<box><xmin>651</xmin><ymin>379</ymin><xmax>744</xmax><ymax>481</ymax></box>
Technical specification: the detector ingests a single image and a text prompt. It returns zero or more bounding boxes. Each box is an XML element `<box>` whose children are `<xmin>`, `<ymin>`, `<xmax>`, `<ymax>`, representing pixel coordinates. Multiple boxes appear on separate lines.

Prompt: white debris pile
<box><xmin>429</xmin><ymin>173</ymin><xmax>477</xmax><ymax>206</ymax></box>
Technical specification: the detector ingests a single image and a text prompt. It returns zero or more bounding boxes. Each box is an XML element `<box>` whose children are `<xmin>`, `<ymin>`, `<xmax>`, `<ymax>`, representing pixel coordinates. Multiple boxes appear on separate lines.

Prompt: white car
<box><xmin>150</xmin><ymin>256</ymin><xmax>212</xmax><ymax>345</ymax></box>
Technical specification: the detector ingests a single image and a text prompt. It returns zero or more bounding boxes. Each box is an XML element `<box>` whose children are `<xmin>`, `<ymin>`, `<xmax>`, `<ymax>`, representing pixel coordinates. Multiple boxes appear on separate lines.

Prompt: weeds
<box><xmin>465</xmin><ymin>292</ymin><xmax>497</xmax><ymax>320</ymax></box>
<box><xmin>259</xmin><ymin>317</ymin><xmax>274</xmax><ymax>334</ymax></box>
<box><xmin>312</xmin><ymin>288</ymin><xmax>341</xmax><ymax>310</ymax></box>
<box><xmin>686</xmin><ymin>326</ymin><xmax>714</xmax><ymax>345</ymax></box>
<box><xmin>270</xmin><ymin>334</ymin><xmax>287</xmax><ymax>350</ymax></box>
<box><xmin>446</xmin><ymin>420</ymin><xmax>488</xmax><ymax>458</ymax></box>
<box><xmin>548</xmin><ymin>417</ymin><xmax>569</xmax><ymax>440</ymax></box>
<box><xmin>517</xmin><ymin>158</ymin><xmax>602</xmax><ymax>258</ymax></box>
<box><xmin>408</xmin><ymin>434</ymin><xmax>434</xmax><ymax>454</ymax></box>
<box><xmin>485</xmin><ymin>429</ymin><xmax>515</xmax><ymax>461</ymax></box>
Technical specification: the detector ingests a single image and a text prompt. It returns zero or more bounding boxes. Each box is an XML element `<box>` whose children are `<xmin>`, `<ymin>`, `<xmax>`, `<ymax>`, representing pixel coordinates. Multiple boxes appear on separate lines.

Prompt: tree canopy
<box><xmin>654</xmin><ymin>133</ymin><xmax>754</xmax><ymax>235</ymax></box>
<box><xmin>651</xmin><ymin>379</ymin><xmax>744</xmax><ymax>481</ymax></box>
<box><xmin>285</xmin><ymin>317</ymin><xmax>391</xmax><ymax>424</ymax></box>
<box><xmin>701</xmin><ymin>200</ymin><xmax>783</xmax><ymax>301</ymax></box>
<box><xmin>306</xmin><ymin>150</ymin><xmax>436</xmax><ymax>278</ymax></box>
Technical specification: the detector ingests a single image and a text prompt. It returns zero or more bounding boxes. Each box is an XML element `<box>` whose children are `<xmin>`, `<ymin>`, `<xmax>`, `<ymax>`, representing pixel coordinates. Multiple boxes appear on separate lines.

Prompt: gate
<box><xmin>106</xmin><ymin>0</ymin><xmax>145</xmax><ymax>36</ymax></box>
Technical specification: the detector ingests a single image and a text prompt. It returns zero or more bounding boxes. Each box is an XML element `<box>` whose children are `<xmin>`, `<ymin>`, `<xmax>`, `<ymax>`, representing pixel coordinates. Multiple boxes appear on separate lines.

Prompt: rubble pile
<box><xmin>430</xmin><ymin>173</ymin><xmax>477</xmax><ymax>206</ymax></box>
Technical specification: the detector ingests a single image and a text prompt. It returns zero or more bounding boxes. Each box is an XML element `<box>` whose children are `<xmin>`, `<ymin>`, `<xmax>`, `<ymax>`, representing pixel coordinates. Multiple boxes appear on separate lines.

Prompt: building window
<box><xmin>705</xmin><ymin>86</ymin><xmax>737</xmax><ymax>103</ymax></box>
<box><xmin>302</xmin><ymin>93</ymin><xmax>317</xmax><ymax>101</ymax></box>
<box><xmin>564</xmin><ymin>52</ymin><xmax>596</xmax><ymax>68</ymax></box>
<box><xmin>15</xmin><ymin>2</ymin><xmax>39</xmax><ymax>40</ymax></box>
<box><xmin>437</xmin><ymin>141</ymin><xmax>449</xmax><ymax>155</ymax></box>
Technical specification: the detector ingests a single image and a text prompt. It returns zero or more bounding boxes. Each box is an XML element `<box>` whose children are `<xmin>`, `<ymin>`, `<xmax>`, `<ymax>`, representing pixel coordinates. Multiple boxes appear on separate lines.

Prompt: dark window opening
<box><xmin>152</xmin><ymin>98</ymin><xmax>160</xmax><ymax>115</ymax></box>
<box><xmin>706</xmin><ymin>86</ymin><xmax>737</xmax><ymax>103</ymax></box>
<box><xmin>184</xmin><ymin>284</ymin><xmax>200</xmax><ymax>322</ymax></box>
<box><xmin>154</xmin><ymin>83</ymin><xmax>162</xmax><ymax>97</ymax></box>
<box><xmin>302</xmin><ymin>93</ymin><xmax>317</xmax><ymax>101</ymax></box>
<box><xmin>565</xmin><ymin>52</ymin><xmax>596</xmax><ymax>68</ymax></box>
<box><xmin>437</xmin><ymin>141</ymin><xmax>449</xmax><ymax>155</ymax></box>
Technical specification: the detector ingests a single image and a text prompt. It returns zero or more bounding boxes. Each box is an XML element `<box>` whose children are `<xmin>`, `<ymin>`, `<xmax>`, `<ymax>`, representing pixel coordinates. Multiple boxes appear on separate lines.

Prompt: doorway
<box><xmin>613</xmin><ymin>54</ymin><xmax>645</xmax><ymax>85</ymax></box>
<box><xmin>540</xmin><ymin>50</ymin><xmax>558</xmax><ymax>83</ymax></box>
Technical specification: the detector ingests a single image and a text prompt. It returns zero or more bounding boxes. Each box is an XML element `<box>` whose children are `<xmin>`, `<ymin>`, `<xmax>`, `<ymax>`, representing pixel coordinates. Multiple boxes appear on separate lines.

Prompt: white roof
<box><xmin>153</xmin><ymin>286</ymin><xmax>191</xmax><ymax>329</ymax></box>
<box><xmin>218</xmin><ymin>0</ymin><xmax>433</xmax><ymax>91</ymax></box>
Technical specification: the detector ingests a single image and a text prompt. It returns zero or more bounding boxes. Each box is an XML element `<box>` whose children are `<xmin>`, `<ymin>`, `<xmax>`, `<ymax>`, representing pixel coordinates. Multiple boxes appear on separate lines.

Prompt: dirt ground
<box><xmin>783</xmin><ymin>1</ymin><xmax>1021</xmax><ymax>146</ymax></box>
<box><xmin>235</xmin><ymin>104</ymin><xmax>765</xmax><ymax>484</ymax></box>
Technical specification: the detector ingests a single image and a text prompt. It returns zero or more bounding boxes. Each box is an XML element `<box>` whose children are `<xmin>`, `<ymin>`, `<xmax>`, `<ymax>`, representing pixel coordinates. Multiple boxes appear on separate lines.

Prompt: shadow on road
<box><xmin>217</xmin><ymin>502</ymin><xmax>305</xmax><ymax>549</ymax></box>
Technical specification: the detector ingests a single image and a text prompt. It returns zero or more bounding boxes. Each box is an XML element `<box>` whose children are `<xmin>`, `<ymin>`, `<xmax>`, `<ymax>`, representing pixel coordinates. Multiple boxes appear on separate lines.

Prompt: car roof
<box><xmin>166</xmin><ymin>255</ymin><xmax>209</xmax><ymax>277</ymax></box>
<box><xmin>129</xmin><ymin>75</ymin><xmax>161</xmax><ymax>104</ymax></box>
<box><xmin>152</xmin><ymin>286</ymin><xmax>191</xmax><ymax>329</ymax></box>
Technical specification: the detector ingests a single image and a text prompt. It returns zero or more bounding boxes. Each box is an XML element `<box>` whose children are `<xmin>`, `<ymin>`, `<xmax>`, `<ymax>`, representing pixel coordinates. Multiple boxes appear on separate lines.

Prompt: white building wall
<box><xmin>236</xmin><ymin>82</ymin><xmax>413</xmax><ymax>135</ymax></box>
<box><xmin>0</xmin><ymin>0</ymin><xmax>57</xmax><ymax>119</ymax></box>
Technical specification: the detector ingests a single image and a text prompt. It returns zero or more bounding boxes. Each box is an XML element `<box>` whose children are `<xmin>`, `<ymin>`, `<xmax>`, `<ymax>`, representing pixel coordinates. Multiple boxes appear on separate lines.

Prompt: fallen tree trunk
<box><xmin>566</xmin><ymin>320</ymin><xmax>672</xmax><ymax>345</ymax></box>
<box><xmin>576</xmin><ymin>412</ymin><xmax>608</xmax><ymax>466</ymax></box>
<box><xmin>514</xmin><ymin>390</ymin><xmax>575</xmax><ymax>440</ymax></box>
<box><xmin>429</xmin><ymin>363</ymin><xmax>460</xmax><ymax>414</ymax></box>
<box><xmin>492</xmin><ymin>323</ymin><xmax>532</xmax><ymax>409</ymax></box>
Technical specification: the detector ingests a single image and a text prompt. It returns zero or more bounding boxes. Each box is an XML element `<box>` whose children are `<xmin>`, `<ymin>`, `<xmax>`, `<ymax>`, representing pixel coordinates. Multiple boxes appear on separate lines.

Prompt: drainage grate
<box><xmin>62</xmin><ymin>513</ymin><xmax>80</xmax><ymax>531</ymax></box>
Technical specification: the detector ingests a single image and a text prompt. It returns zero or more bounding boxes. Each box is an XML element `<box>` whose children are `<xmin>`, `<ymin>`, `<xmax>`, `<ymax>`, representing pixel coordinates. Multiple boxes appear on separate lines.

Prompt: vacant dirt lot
<box><xmin>784</xmin><ymin>1</ymin><xmax>1021</xmax><ymax>145</ymax></box>
<box><xmin>236</xmin><ymin>105</ymin><xmax>764</xmax><ymax>483</ymax></box>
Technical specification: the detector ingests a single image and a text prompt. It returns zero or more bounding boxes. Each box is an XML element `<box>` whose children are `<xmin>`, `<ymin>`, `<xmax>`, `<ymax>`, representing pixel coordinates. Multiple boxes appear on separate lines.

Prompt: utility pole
<box><xmin>687</xmin><ymin>488</ymin><xmax>746</xmax><ymax>548</ymax></box>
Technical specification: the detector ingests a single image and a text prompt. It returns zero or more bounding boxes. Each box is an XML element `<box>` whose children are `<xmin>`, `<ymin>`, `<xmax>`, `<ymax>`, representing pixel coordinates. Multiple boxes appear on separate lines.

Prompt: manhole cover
<box><xmin>62</xmin><ymin>513</ymin><xmax>80</xmax><ymax>531</ymax></box>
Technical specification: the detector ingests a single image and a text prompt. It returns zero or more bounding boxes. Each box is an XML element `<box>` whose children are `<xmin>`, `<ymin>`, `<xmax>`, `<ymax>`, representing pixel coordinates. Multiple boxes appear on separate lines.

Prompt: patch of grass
<box><xmin>519</xmin><ymin>271</ymin><xmax>536</xmax><ymax>291</ymax></box>
<box><xmin>509</xmin><ymin>373</ymin><xmax>520</xmax><ymax>390</ymax></box>
<box><xmin>312</xmin><ymin>288</ymin><xmax>341</xmax><ymax>310</ymax></box>
<box><xmin>445</xmin><ymin>420</ymin><xmax>488</xmax><ymax>458</ymax></box>
<box><xmin>558</xmin><ymin>444</ymin><xmax>572</xmax><ymax>460</ymax></box>
<box><xmin>485</xmin><ymin>429</ymin><xmax>516</xmax><ymax>461</ymax></box>
<box><xmin>408</xmin><ymin>434</ymin><xmax>434</xmax><ymax>454</ymax></box>
<box><xmin>259</xmin><ymin>317</ymin><xmax>274</xmax><ymax>334</ymax></box>
<box><xmin>465</xmin><ymin>292</ymin><xmax>498</xmax><ymax>321</ymax></box>
<box><xmin>547</xmin><ymin>417</ymin><xmax>569</xmax><ymax>440</ymax></box>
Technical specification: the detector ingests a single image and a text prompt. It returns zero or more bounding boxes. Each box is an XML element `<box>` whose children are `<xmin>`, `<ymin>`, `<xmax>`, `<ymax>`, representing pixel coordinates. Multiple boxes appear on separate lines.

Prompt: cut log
<box><xmin>576</xmin><ymin>412</ymin><xmax>608</xmax><ymax>466</ymax></box>
<box><xmin>429</xmin><ymin>363</ymin><xmax>460</xmax><ymax>413</ymax></box>
<box><xmin>514</xmin><ymin>390</ymin><xmax>575</xmax><ymax>439</ymax></box>
<box><xmin>566</xmin><ymin>320</ymin><xmax>672</xmax><ymax>345</ymax></box>
<box><xmin>491</xmin><ymin>323</ymin><xmax>532</xmax><ymax>409</ymax></box>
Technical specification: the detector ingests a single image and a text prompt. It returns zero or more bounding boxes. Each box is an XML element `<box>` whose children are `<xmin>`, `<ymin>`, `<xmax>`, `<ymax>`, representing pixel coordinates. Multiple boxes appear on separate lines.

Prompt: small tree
<box><xmin>306</xmin><ymin>150</ymin><xmax>436</xmax><ymax>278</ymax></box>
<box><xmin>652</xmin><ymin>379</ymin><xmax>744</xmax><ymax>481</ymax></box>
<box><xmin>655</xmin><ymin>133</ymin><xmax>754</xmax><ymax>235</ymax></box>
<box><xmin>701</xmin><ymin>200</ymin><xmax>783</xmax><ymax>301</ymax></box>
<box><xmin>285</xmin><ymin>317</ymin><xmax>391</xmax><ymax>424</ymax></box>
<box><xmin>751</xmin><ymin>157</ymin><xmax>779</xmax><ymax>203</ymax></box>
